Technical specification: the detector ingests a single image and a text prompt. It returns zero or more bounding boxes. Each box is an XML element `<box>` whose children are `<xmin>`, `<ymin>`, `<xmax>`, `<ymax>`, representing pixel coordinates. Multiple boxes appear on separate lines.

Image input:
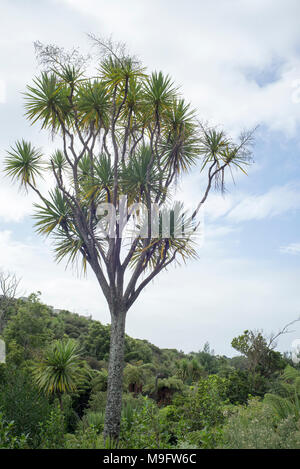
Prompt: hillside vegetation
<box><xmin>0</xmin><ymin>293</ymin><xmax>300</xmax><ymax>449</ymax></box>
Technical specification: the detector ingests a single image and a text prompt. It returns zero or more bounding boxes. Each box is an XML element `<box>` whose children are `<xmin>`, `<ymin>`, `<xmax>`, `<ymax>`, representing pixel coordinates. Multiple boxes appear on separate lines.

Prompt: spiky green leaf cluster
<box><xmin>3</xmin><ymin>42</ymin><xmax>253</xmax><ymax>276</ymax></box>
<box><xmin>32</xmin><ymin>339</ymin><xmax>85</xmax><ymax>396</ymax></box>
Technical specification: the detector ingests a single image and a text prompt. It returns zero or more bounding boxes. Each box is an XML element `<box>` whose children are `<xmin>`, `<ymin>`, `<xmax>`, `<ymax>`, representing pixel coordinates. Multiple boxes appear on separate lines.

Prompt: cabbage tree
<box><xmin>4</xmin><ymin>38</ymin><xmax>254</xmax><ymax>439</ymax></box>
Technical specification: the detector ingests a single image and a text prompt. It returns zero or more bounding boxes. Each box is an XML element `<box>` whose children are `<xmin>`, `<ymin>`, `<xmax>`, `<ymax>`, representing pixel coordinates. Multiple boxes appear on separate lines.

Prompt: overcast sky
<box><xmin>1</xmin><ymin>0</ymin><xmax>300</xmax><ymax>356</ymax></box>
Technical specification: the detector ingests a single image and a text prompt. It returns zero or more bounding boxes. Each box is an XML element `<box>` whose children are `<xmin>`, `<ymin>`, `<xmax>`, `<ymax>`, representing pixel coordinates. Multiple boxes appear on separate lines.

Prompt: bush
<box><xmin>225</xmin><ymin>370</ymin><xmax>253</xmax><ymax>404</ymax></box>
<box><xmin>0</xmin><ymin>366</ymin><xmax>51</xmax><ymax>447</ymax></box>
<box><xmin>65</xmin><ymin>427</ymin><xmax>119</xmax><ymax>449</ymax></box>
<box><xmin>120</xmin><ymin>396</ymin><xmax>173</xmax><ymax>449</ymax></box>
<box><xmin>38</xmin><ymin>406</ymin><xmax>66</xmax><ymax>449</ymax></box>
<box><xmin>79</xmin><ymin>411</ymin><xmax>105</xmax><ymax>434</ymax></box>
<box><xmin>0</xmin><ymin>412</ymin><xmax>28</xmax><ymax>449</ymax></box>
<box><xmin>65</xmin><ymin>426</ymin><xmax>104</xmax><ymax>449</ymax></box>
<box><xmin>170</xmin><ymin>375</ymin><xmax>229</xmax><ymax>437</ymax></box>
<box><xmin>176</xmin><ymin>427</ymin><xmax>223</xmax><ymax>449</ymax></box>
<box><xmin>219</xmin><ymin>397</ymin><xmax>300</xmax><ymax>449</ymax></box>
<box><xmin>87</xmin><ymin>391</ymin><xmax>107</xmax><ymax>413</ymax></box>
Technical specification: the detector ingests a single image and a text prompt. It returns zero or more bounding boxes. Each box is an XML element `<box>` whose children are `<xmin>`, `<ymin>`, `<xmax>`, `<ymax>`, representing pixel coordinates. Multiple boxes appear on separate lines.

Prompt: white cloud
<box><xmin>181</xmin><ymin>180</ymin><xmax>300</xmax><ymax>225</ymax></box>
<box><xmin>0</xmin><ymin>229</ymin><xmax>110</xmax><ymax>321</ymax></box>
<box><xmin>58</xmin><ymin>0</ymin><xmax>300</xmax><ymax>136</ymax></box>
<box><xmin>0</xmin><ymin>154</ymin><xmax>58</xmax><ymax>223</ymax></box>
<box><xmin>0</xmin><ymin>229</ymin><xmax>299</xmax><ymax>356</ymax></box>
<box><xmin>127</xmin><ymin>255</ymin><xmax>300</xmax><ymax>355</ymax></box>
<box><xmin>1</xmin><ymin>0</ymin><xmax>300</xmax><ymax>356</ymax></box>
<box><xmin>280</xmin><ymin>243</ymin><xmax>300</xmax><ymax>255</ymax></box>
<box><xmin>0</xmin><ymin>182</ymin><xmax>36</xmax><ymax>222</ymax></box>
<box><xmin>0</xmin><ymin>80</ymin><xmax>5</xmax><ymax>103</ymax></box>
<box><xmin>227</xmin><ymin>183</ymin><xmax>300</xmax><ymax>222</ymax></box>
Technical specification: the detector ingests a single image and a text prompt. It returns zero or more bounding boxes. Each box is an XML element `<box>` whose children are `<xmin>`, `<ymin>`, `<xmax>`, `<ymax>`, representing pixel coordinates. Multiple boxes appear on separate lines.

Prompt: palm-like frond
<box><xmin>264</xmin><ymin>393</ymin><xmax>300</xmax><ymax>420</ymax></box>
<box><xmin>199</xmin><ymin>126</ymin><xmax>251</xmax><ymax>176</ymax></box>
<box><xmin>48</xmin><ymin>149</ymin><xmax>68</xmax><ymax>172</ymax></box>
<box><xmin>92</xmin><ymin>154</ymin><xmax>114</xmax><ymax>202</ymax></box>
<box><xmin>53</xmin><ymin>228</ymin><xmax>88</xmax><ymax>273</ymax></box>
<box><xmin>121</xmin><ymin>145</ymin><xmax>162</xmax><ymax>203</ymax></box>
<box><xmin>143</xmin><ymin>71</ymin><xmax>177</xmax><ymax>120</ymax></box>
<box><xmin>24</xmin><ymin>72</ymin><xmax>71</xmax><ymax>130</ymax></box>
<box><xmin>130</xmin><ymin>201</ymin><xmax>198</xmax><ymax>270</ymax></box>
<box><xmin>54</xmin><ymin>63</ymin><xmax>85</xmax><ymax>87</ymax></box>
<box><xmin>160</xmin><ymin>100</ymin><xmax>199</xmax><ymax>173</ymax></box>
<box><xmin>32</xmin><ymin>339</ymin><xmax>84</xmax><ymax>396</ymax></box>
<box><xmin>283</xmin><ymin>365</ymin><xmax>300</xmax><ymax>383</ymax></box>
<box><xmin>76</xmin><ymin>153</ymin><xmax>114</xmax><ymax>204</ymax></box>
<box><xmin>76</xmin><ymin>80</ymin><xmax>110</xmax><ymax>129</ymax></box>
<box><xmin>264</xmin><ymin>365</ymin><xmax>300</xmax><ymax>420</ymax></box>
<box><xmin>99</xmin><ymin>55</ymin><xmax>146</xmax><ymax>90</ymax></box>
<box><xmin>33</xmin><ymin>187</ymin><xmax>70</xmax><ymax>236</ymax></box>
<box><xmin>77</xmin><ymin>154</ymin><xmax>93</xmax><ymax>183</ymax></box>
<box><xmin>4</xmin><ymin>140</ymin><xmax>44</xmax><ymax>188</ymax></box>
<box><xmin>199</xmin><ymin>127</ymin><xmax>229</xmax><ymax>170</ymax></box>
<box><xmin>118</xmin><ymin>77</ymin><xmax>146</xmax><ymax>125</ymax></box>
<box><xmin>33</xmin><ymin>186</ymin><xmax>91</xmax><ymax>272</ymax></box>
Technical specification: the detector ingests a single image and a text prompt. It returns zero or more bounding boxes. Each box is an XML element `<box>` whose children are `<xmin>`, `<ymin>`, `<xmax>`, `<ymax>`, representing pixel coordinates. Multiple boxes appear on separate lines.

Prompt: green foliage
<box><xmin>0</xmin><ymin>366</ymin><xmax>51</xmax><ymax>447</ymax></box>
<box><xmin>5</xmin><ymin>140</ymin><xmax>44</xmax><ymax>188</ymax></box>
<box><xmin>219</xmin><ymin>397</ymin><xmax>300</xmax><ymax>449</ymax></box>
<box><xmin>225</xmin><ymin>370</ymin><xmax>253</xmax><ymax>405</ymax></box>
<box><xmin>264</xmin><ymin>365</ymin><xmax>300</xmax><ymax>420</ymax></box>
<box><xmin>32</xmin><ymin>339</ymin><xmax>87</xmax><ymax>400</ymax></box>
<box><xmin>52</xmin><ymin>309</ymin><xmax>90</xmax><ymax>340</ymax></box>
<box><xmin>65</xmin><ymin>426</ymin><xmax>105</xmax><ymax>449</ymax></box>
<box><xmin>175</xmin><ymin>358</ymin><xmax>204</xmax><ymax>384</ymax></box>
<box><xmin>82</xmin><ymin>321</ymin><xmax>111</xmax><ymax>360</ymax></box>
<box><xmin>123</xmin><ymin>362</ymin><xmax>145</xmax><ymax>390</ymax></box>
<box><xmin>90</xmin><ymin>369</ymin><xmax>108</xmax><ymax>392</ymax></box>
<box><xmin>231</xmin><ymin>329</ymin><xmax>286</xmax><ymax>379</ymax></box>
<box><xmin>87</xmin><ymin>391</ymin><xmax>107</xmax><ymax>413</ymax></box>
<box><xmin>4</xmin><ymin>294</ymin><xmax>53</xmax><ymax>362</ymax></box>
<box><xmin>192</xmin><ymin>342</ymin><xmax>219</xmax><ymax>375</ymax></box>
<box><xmin>3</xmin><ymin>40</ymin><xmax>252</xmax><ymax>278</ymax></box>
<box><xmin>38</xmin><ymin>406</ymin><xmax>66</xmax><ymax>449</ymax></box>
<box><xmin>24</xmin><ymin>72</ymin><xmax>71</xmax><ymax>130</ymax></box>
<box><xmin>79</xmin><ymin>411</ymin><xmax>105</xmax><ymax>434</ymax></box>
<box><xmin>171</xmin><ymin>375</ymin><xmax>229</xmax><ymax>435</ymax></box>
<box><xmin>121</xmin><ymin>145</ymin><xmax>161</xmax><ymax>201</ymax></box>
<box><xmin>120</xmin><ymin>396</ymin><xmax>172</xmax><ymax>449</ymax></box>
<box><xmin>176</xmin><ymin>427</ymin><xmax>223</xmax><ymax>450</ymax></box>
<box><xmin>1</xmin><ymin>291</ymin><xmax>299</xmax><ymax>449</ymax></box>
<box><xmin>34</xmin><ymin>187</ymin><xmax>71</xmax><ymax>237</ymax></box>
<box><xmin>0</xmin><ymin>412</ymin><xmax>28</xmax><ymax>449</ymax></box>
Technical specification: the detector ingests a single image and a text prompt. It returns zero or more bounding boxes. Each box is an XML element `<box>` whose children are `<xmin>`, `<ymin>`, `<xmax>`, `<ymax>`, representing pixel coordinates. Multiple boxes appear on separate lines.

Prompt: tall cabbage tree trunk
<box><xmin>103</xmin><ymin>307</ymin><xmax>127</xmax><ymax>440</ymax></box>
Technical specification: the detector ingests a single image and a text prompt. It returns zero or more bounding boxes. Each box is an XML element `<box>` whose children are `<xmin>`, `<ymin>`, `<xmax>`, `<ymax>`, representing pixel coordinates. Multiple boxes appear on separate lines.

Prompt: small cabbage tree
<box><xmin>32</xmin><ymin>338</ymin><xmax>85</xmax><ymax>410</ymax></box>
<box><xmin>4</xmin><ymin>37</ymin><xmax>254</xmax><ymax>439</ymax></box>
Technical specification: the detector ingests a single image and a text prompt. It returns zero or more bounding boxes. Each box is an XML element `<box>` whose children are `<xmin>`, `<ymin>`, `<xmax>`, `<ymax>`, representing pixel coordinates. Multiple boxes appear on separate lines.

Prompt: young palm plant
<box><xmin>4</xmin><ymin>38</ymin><xmax>254</xmax><ymax>440</ymax></box>
<box><xmin>264</xmin><ymin>365</ymin><xmax>300</xmax><ymax>420</ymax></box>
<box><xmin>32</xmin><ymin>338</ymin><xmax>86</xmax><ymax>411</ymax></box>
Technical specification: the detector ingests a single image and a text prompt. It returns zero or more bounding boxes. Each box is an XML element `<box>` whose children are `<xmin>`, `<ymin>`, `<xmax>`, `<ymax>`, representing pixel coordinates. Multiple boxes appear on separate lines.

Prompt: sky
<box><xmin>1</xmin><ymin>0</ymin><xmax>300</xmax><ymax>356</ymax></box>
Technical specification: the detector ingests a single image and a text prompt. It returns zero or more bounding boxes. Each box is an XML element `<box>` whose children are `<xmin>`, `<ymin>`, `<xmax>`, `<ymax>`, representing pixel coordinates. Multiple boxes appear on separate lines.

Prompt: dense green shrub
<box><xmin>176</xmin><ymin>427</ymin><xmax>223</xmax><ymax>449</ymax></box>
<box><xmin>38</xmin><ymin>406</ymin><xmax>66</xmax><ymax>449</ymax></box>
<box><xmin>170</xmin><ymin>375</ymin><xmax>229</xmax><ymax>436</ymax></box>
<box><xmin>0</xmin><ymin>366</ymin><xmax>51</xmax><ymax>447</ymax></box>
<box><xmin>225</xmin><ymin>370</ymin><xmax>253</xmax><ymax>404</ymax></box>
<box><xmin>79</xmin><ymin>411</ymin><xmax>105</xmax><ymax>434</ymax></box>
<box><xmin>120</xmin><ymin>396</ymin><xmax>173</xmax><ymax>449</ymax></box>
<box><xmin>1</xmin><ymin>292</ymin><xmax>299</xmax><ymax>449</ymax></box>
<box><xmin>87</xmin><ymin>391</ymin><xmax>107</xmax><ymax>413</ymax></box>
<box><xmin>0</xmin><ymin>412</ymin><xmax>28</xmax><ymax>449</ymax></box>
<box><xmin>65</xmin><ymin>426</ymin><xmax>105</xmax><ymax>449</ymax></box>
<box><xmin>219</xmin><ymin>397</ymin><xmax>300</xmax><ymax>449</ymax></box>
<box><xmin>3</xmin><ymin>294</ymin><xmax>53</xmax><ymax>363</ymax></box>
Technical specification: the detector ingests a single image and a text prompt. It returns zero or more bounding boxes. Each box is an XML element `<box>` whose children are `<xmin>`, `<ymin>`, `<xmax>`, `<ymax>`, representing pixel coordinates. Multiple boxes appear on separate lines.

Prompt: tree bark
<box><xmin>58</xmin><ymin>393</ymin><xmax>64</xmax><ymax>412</ymax></box>
<box><xmin>103</xmin><ymin>307</ymin><xmax>127</xmax><ymax>440</ymax></box>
